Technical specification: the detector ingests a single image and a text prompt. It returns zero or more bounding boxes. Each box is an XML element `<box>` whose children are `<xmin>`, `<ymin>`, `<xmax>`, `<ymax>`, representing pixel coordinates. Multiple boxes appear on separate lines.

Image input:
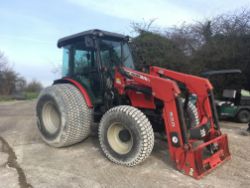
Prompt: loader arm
<box><xmin>114</xmin><ymin>66</ymin><xmax>231</xmax><ymax>179</ymax></box>
<box><xmin>150</xmin><ymin>66</ymin><xmax>221</xmax><ymax>132</ymax></box>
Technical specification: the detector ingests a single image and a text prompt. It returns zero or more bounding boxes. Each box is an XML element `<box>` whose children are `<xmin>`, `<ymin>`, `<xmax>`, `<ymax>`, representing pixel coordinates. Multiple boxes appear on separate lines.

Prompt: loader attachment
<box><xmin>177</xmin><ymin>134</ymin><xmax>231</xmax><ymax>179</ymax></box>
<box><xmin>149</xmin><ymin>66</ymin><xmax>232</xmax><ymax>179</ymax></box>
<box><xmin>158</xmin><ymin>91</ymin><xmax>231</xmax><ymax>179</ymax></box>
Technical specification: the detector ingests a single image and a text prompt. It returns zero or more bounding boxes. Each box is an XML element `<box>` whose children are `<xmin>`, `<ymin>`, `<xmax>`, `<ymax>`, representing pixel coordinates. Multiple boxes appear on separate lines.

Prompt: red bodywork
<box><xmin>114</xmin><ymin>66</ymin><xmax>231</xmax><ymax>179</ymax></box>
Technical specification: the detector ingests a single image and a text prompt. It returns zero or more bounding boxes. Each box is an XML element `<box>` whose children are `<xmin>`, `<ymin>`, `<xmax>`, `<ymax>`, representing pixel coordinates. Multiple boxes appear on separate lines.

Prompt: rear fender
<box><xmin>53</xmin><ymin>78</ymin><xmax>93</xmax><ymax>108</ymax></box>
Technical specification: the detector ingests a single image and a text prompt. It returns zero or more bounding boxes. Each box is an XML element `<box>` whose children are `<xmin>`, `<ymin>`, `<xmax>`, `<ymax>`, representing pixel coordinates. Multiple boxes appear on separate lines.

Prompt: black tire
<box><xmin>182</xmin><ymin>100</ymin><xmax>199</xmax><ymax>129</ymax></box>
<box><xmin>99</xmin><ymin>105</ymin><xmax>154</xmax><ymax>166</ymax></box>
<box><xmin>159</xmin><ymin>100</ymin><xmax>199</xmax><ymax>141</ymax></box>
<box><xmin>237</xmin><ymin>109</ymin><xmax>250</xmax><ymax>123</ymax></box>
<box><xmin>36</xmin><ymin>84</ymin><xmax>92</xmax><ymax>147</ymax></box>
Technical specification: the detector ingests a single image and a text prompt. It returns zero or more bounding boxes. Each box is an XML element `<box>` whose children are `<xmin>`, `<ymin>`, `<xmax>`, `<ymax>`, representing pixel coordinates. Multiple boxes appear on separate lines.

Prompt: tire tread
<box><xmin>99</xmin><ymin>105</ymin><xmax>154</xmax><ymax>166</ymax></box>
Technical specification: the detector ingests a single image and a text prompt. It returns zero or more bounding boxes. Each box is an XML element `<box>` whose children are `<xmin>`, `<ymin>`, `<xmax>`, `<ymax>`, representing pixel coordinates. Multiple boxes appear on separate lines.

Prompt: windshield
<box><xmin>99</xmin><ymin>40</ymin><xmax>135</xmax><ymax>69</ymax></box>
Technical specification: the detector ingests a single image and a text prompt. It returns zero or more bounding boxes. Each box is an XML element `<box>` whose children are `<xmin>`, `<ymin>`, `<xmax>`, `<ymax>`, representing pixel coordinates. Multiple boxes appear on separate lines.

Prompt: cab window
<box><xmin>62</xmin><ymin>42</ymin><xmax>96</xmax><ymax>77</ymax></box>
<box><xmin>99</xmin><ymin>40</ymin><xmax>135</xmax><ymax>70</ymax></box>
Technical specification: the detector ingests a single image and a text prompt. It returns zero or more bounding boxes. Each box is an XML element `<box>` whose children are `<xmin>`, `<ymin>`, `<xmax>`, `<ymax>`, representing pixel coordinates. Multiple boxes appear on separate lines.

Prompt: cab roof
<box><xmin>57</xmin><ymin>29</ymin><xmax>128</xmax><ymax>48</ymax></box>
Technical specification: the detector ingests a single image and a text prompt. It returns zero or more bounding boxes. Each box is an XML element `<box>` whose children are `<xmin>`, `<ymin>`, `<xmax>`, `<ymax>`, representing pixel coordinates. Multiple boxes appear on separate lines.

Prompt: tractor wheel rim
<box><xmin>107</xmin><ymin>122</ymin><xmax>133</xmax><ymax>155</ymax></box>
<box><xmin>42</xmin><ymin>101</ymin><xmax>60</xmax><ymax>134</ymax></box>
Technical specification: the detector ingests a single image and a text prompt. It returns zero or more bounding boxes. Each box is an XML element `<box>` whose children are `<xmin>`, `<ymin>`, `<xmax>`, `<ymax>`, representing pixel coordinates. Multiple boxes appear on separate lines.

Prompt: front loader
<box><xmin>36</xmin><ymin>29</ymin><xmax>231</xmax><ymax>179</ymax></box>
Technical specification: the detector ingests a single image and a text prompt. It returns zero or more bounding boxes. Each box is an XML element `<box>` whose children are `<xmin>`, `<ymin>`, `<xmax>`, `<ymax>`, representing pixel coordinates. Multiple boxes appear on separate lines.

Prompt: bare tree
<box><xmin>0</xmin><ymin>50</ymin><xmax>27</xmax><ymax>95</ymax></box>
<box><xmin>0</xmin><ymin>51</ymin><xmax>8</xmax><ymax>72</ymax></box>
<box><xmin>25</xmin><ymin>79</ymin><xmax>43</xmax><ymax>93</ymax></box>
<box><xmin>16</xmin><ymin>76</ymin><xmax>27</xmax><ymax>92</ymax></box>
<box><xmin>166</xmin><ymin>20</ymin><xmax>213</xmax><ymax>56</ymax></box>
<box><xmin>129</xmin><ymin>8</ymin><xmax>250</xmax><ymax>89</ymax></box>
<box><xmin>130</xmin><ymin>18</ymin><xmax>158</xmax><ymax>35</ymax></box>
<box><xmin>212</xmin><ymin>8</ymin><xmax>250</xmax><ymax>36</ymax></box>
<box><xmin>0</xmin><ymin>68</ymin><xmax>18</xmax><ymax>95</ymax></box>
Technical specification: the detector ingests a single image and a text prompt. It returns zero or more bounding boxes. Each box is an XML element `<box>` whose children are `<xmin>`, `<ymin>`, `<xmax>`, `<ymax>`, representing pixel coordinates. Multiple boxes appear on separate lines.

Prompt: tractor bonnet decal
<box><xmin>124</xmin><ymin>70</ymin><xmax>150</xmax><ymax>82</ymax></box>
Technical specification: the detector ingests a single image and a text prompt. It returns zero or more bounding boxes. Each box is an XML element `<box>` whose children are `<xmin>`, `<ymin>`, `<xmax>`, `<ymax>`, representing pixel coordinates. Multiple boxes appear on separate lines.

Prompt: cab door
<box><xmin>62</xmin><ymin>41</ymin><xmax>102</xmax><ymax>102</ymax></box>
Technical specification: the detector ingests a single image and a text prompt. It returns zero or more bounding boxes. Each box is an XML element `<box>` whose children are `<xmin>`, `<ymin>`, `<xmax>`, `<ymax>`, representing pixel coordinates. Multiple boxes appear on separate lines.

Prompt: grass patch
<box><xmin>24</xmin><ymin>92</ymin><xmax>39</xmax><ymax>100</ymax></box>
<box><xmin>0</xmin><ymin>95</ymin><xmax>13</xmax><ymax>102</ymax></box>
<box><xmin>0</xmin><ymin>92</ymin><xmax>39</xmax><ymax>102</ymax></box>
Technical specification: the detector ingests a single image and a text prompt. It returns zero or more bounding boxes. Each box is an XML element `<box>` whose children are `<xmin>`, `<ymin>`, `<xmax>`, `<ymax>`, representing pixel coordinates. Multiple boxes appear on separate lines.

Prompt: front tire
<box><xmin>36</xmin><ymin>84</ymin><xmax>92</xmax><ymax>147</ymax></box>
<box><xmin>99</xmin><ymin>105</ymin><xmax>154</xmax><ymax>166</ymax></box>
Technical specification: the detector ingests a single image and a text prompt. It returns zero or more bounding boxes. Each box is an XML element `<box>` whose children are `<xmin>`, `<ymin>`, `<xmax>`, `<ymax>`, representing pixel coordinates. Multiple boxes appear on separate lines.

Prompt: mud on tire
<box><xmin>98</xmin><ymin>105</ymin><xmax>154</xmax><ymax>166</ymax></box>
<box><xmin>36</xmin><ymin>84</ymin><xmax>92</xmax><ymax>147</ymax></box>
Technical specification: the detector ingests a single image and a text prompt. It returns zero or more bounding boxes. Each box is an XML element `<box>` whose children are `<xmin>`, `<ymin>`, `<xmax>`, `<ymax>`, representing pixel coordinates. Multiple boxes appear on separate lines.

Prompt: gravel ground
<box><xmin>0</xmin><ymin>100</ymin><xmax>249</xmax><ymax>188</ymax></box>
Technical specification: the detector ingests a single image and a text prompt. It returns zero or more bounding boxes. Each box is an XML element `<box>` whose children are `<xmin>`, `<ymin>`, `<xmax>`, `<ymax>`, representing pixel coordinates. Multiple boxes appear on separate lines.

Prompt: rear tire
<box><xmin>36</xmin><ymin>84</ymin><xmax>92</xmax><ymax>147</ymax></box>
<box><xmin>237</xmin><ymin>109</ymin><xmax>250</xmax><ymax>123</ymax></box>
<box><xmin>99</xmin><ymin>105</ymin><xmax>154</xmax><ymax>166</ymax></box>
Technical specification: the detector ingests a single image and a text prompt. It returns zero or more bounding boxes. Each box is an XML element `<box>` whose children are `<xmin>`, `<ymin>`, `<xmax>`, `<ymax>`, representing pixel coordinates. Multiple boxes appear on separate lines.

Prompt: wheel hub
<box><xmin>42</xmin><ymin>101</ymin><xmax>60</xmax><ymax>134</ymax></box>
<box><xmin>107</xmin><ymin>122</ymin><xmax>133</xmax><ymax>155</ymax></box>
<box><xmin>118</xmin><ymin>129</ymin><xmax>131</xmax><ymax>142</ymax></box>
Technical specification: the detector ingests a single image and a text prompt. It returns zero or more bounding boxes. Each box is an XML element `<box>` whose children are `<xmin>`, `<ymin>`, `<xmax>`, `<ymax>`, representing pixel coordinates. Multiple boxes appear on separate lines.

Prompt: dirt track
<box><xmin>0</xmin><ymin>100</ymin><xmax>250</xmax><ymax>188</ymax></box>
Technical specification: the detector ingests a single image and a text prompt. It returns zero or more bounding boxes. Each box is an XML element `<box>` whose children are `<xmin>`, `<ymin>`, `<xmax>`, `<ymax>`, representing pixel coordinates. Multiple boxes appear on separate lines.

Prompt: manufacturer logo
<box><xmin>124</xmin><ymin>70</ymin><xmax>150</xmax><ymax>82</ymax></box>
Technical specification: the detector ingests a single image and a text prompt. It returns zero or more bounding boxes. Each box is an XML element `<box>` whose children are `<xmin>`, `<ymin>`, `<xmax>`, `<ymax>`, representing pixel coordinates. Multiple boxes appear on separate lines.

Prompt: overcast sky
<box><xmin>0</xmin><ymin>0</ymin><xmax>249</xmax><ymax>86</ymax></box>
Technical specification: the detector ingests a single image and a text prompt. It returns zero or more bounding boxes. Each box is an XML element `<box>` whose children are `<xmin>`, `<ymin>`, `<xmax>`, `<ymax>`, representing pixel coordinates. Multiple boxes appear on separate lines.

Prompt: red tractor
<box><xmin>36</xmin><ymin>29</ymin><xmax>231</xmax><ymax>179</ymax></box>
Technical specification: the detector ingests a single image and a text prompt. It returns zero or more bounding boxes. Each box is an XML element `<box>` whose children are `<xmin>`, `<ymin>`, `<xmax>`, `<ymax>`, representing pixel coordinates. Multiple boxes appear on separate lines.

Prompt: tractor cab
<box><xmin>57</xmin><ymin>29</ymin><xmax>135</xmax><ymax>104</ymax></box>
